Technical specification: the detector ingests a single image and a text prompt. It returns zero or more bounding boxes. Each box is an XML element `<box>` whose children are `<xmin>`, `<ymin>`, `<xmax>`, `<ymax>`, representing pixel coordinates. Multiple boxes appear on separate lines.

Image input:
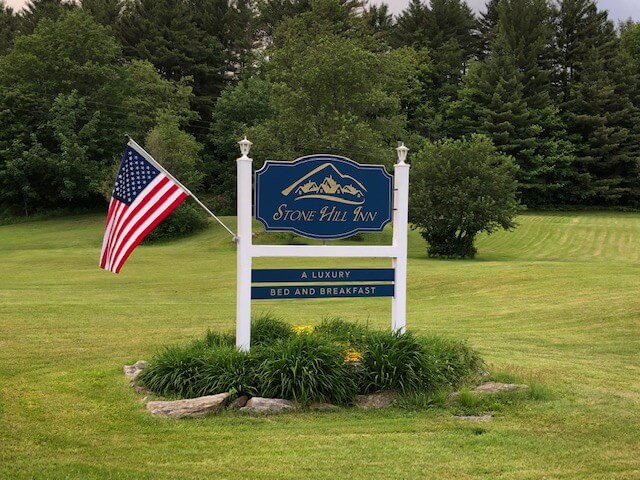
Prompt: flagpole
<box><xmin>125</xmin><ymin>136</ymin><xmax>238</xmax><ymax>242</ymax></box>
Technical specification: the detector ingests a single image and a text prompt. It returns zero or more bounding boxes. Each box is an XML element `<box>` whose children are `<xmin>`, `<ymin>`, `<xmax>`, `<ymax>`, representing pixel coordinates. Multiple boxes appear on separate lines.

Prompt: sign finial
<box><xmin>396</xmin><ymin>142</ymin><xmax>409</xmax><ymax>165</ymax></box>
<box><xmin>239</xmin><ymin>137</ymin><xmax>252</xmax><ymax>157</ymax></box>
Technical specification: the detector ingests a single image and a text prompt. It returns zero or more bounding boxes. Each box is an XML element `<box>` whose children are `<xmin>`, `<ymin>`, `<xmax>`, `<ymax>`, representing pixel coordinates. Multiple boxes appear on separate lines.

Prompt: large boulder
<box><xmin>472</xmin><ymin>382</ymin><xmax>529</xmax><ymax>395</ymax></box>
<box><xmin>240</xmin><ymin>397</ymin><xmax>296</xmax><ymax>414</ymax></box>
<box><xmin>123</xmin><ymin>360</ymin><xmax>148</xmax><ymax>383</ymax></box>
<box><xmin>146</xmin><ymin>393</ymin><xmax>230</xmax><ymax>418</ymax></box>
<box><xmin>227</xmin><ymin>395</ymin><xmax>250</xmax><ymax>410</ymax></box>
<box><xmin>355</xmin><ymin>390</ymin><xmax>400</xmax><ymax>409</ymax></box>
<box><xmin>449</xmin><ymin>381</ymin><xmax>529</xmax><ymax>401</ymax></box>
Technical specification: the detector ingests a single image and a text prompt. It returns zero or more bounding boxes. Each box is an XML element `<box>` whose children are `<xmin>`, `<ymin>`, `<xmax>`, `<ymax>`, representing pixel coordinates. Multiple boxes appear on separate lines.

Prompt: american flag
<box><xmin>99</xmin><ymin>143</ymin><xmax>189</xmax><ymax>273</ymax></box>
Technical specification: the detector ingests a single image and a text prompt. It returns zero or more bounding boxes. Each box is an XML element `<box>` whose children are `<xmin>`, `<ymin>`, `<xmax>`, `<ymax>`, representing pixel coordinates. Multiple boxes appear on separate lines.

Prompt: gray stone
<box><xmin>227</xmin><ymin>395</ymin><xmax>250</xmax><ymax>410</ymax></box>
<box><xmin>449</xmin><ymin>381</ymin><xmax>529</xmax><ymax>401</ymax></box>
<box><xmin>472</xmin><ymin>382</ymin><xmax>529</xmax><ymax>395</ymax></box>
<box><xmin>240</xmin><ymin>397</ymin><xmax>296</xmax><ymax>414</ymax></box>
<box><xmin>355</xmin><ymin>390</ymin><xmax>400</xmax><ymax>409</ymax></box>
<box><xmin>133</xmin><ymin>385</ymin><xmax>152</xmax><ymax>395</ymax></box>
<box><xmin>146</xmin><ymin>393</ymin><xmax>230</xmax><ymax>418</ymax></box>
<box><xmin>123</xmin><ymin>360</ymin><xmax>148</xmax><ymax>383</ymax></box>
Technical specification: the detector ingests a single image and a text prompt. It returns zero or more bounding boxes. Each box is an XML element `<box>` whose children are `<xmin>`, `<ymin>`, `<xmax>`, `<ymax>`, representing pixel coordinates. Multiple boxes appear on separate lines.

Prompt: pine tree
<box><xmin>426</xmin><ymin>0</ymin><xmax>478</xmax><ymax>112</ymax></box>
<box><xmin>0</xmin><ymin>1</ymin><xmax>18</xmax><ymax>53</ymax></box>
<box><xmin>497</xmin><ymin>0</ymin><xmax>554</xmax><ymax>110</ymax></box>
<box><xmin>478</xmin><ymin>0</ymin><xmax>499</xmax><ymax>57</ymax></box>
<box><xmin>392</xmin><ymin>0</ymin><xmax>477</xmax><ymax>138</ymax></box>
<box><xmin>364</xmin><ymin>3</ymin><xmax>394</xmax><ymax>41</ymax></box>
<box><xmin>426</xmin><ymin>0</ymin><xmax>478</xmax><ymax>57</ymax></box>
<box><xmin>80</xmin><ymin>0</ymin><xmax>123</xmax><ymax>27</ymax></box>
<box><xmin>446</xmin><ymin>29</ymin><xmax>574</xmax><ymax>206</ymax></box>
<box><xmin>256</xmin><ymin>0</ymin><xmax>312</xmax><ymax>39</ymax></box>
<box><xmin>118</xmin><ymin>0</ymin><xmax>226</xmax><ymax>128</ymax></box>
<box><xmin>553</xmin><ymin>0</ymin><xmax>640</xmax><ymax>206</ymax></box>
<box><xmin>392</xmin><ymin>0</ymin><xmax>429</xmax><ymax>48</ymax></box>
<box><xmin>619</xmin><ymin>22</ymin><xmax>640</xmax><ymax>206</ymax></box>
<box><xmin>188</xmin><ymin>0</ymin><xmax>256</xmax><ymax>77</ymax></box>
<box><xmin>20</xmin><ymin>0</ymin><xmax>75</xmax><ymax>34</ymax></box>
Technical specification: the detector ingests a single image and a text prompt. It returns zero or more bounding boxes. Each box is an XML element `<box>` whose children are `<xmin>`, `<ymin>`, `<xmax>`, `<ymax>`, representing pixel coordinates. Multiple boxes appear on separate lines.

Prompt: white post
<box><xmin>236</xmin><ymin>138</ymin><xmax>253</xmax><ymax>351</ymax></box>
<box><xmin>392</xmin><ymin>143</ymin><xmax>410</xmax><ymax>333</ymax></box>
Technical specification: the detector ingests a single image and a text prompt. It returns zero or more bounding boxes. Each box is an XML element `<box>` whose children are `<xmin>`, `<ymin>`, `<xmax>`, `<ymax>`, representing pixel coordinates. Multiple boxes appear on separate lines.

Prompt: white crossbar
<box><xmin>251</xmin><ymin>245</ymin><xmax>397</xmax><ymax>258</ymax></box>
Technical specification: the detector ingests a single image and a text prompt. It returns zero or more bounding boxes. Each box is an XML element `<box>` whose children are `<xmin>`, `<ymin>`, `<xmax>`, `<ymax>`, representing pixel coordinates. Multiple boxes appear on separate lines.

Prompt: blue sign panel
<box><xmin>252</xmin><ymin>268</ymin><xmax>394</xmax><ymax>283</ymax></box>
<box><xmin>255</xmin><ymin>155</ymin><xmax>393</xmax><ymax>240</ymax></box>
<box><xmin>252</xmin><ymin>284</ymin><xmax>395</xmax><ymax>300</ymax></box>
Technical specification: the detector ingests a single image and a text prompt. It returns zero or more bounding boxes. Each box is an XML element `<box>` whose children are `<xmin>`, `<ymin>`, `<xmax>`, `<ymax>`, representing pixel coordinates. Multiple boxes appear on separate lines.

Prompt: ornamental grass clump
<box><xmin>137</xmin><ymin>343</ymin><xmax>258</xmax><ymax>398</ymax></box>
<box><xmin>358</xmin><ymin>330</ymin><xmax>436</xmax><ymax>394</ymax></box>
<box><xmin>254</xmin><ymin>334</ymin><xmax>358</xmax><ymax>404</ymax></box>
<box><xmin>251</xmin><ymin>314</ymin><xmax>294</xmax><ymax>346</ymax></box>
<box><xmin>314</xmin><ymin>317</ymin><xmax>368</xmax><ymax>347</ymax></box>
<box><xmin>136</xmin><ymin>343</ymin><xmax>209</xmax><ymax>398</ymax></box>
<box><xmin>420</xmin><ymin>335</ymin><xmax>484</xmax><ymax>388</ymax></box>
<box><xmin>199</xmin><ymin>330</ymin><xmax>235</xmax><ymax>349</ymax></box>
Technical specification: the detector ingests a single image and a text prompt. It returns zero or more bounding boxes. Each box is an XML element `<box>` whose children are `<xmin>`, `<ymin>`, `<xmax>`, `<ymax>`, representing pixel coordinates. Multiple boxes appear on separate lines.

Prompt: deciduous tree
<box><xmin>409</xmin><ymin>135</ymin><xmax>520</xmax><ymax>258</ymax></box>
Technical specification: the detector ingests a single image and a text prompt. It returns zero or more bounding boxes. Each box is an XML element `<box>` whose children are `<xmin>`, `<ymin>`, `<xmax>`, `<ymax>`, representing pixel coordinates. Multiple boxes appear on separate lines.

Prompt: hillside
<box><xmin>0</xmin><ymin>212</ymin><xmax>638</xmax><ymax>479</ymax></box>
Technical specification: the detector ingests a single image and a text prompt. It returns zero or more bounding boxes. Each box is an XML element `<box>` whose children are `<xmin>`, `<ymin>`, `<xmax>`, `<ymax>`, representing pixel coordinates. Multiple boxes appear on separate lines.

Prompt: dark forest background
<box><xmin>1</xmin><ymin>0</ymin><xmax>639</xmax><ymax>218</ymax></box>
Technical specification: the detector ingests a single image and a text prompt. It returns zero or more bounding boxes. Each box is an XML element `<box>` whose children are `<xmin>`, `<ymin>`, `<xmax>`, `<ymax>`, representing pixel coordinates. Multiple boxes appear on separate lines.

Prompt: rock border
<box><xmin>125</xmin><ymin>362</ymin><xmax>529</xmax><ymax>418</ymax></box>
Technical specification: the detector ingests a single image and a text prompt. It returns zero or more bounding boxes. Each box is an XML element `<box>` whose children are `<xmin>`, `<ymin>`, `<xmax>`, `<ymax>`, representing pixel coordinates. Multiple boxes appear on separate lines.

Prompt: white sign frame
<box><xmin>235</xmin><ymin>140</ymin><xmax>410</xmax><ymax>351</ymax></box>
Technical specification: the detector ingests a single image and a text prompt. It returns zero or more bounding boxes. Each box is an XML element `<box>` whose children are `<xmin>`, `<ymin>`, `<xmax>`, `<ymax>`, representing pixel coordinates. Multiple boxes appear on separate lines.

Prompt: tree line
<box><xmin>0</xmin><ymin>0</ymin><xmax>639</xmax><ymax>218</ymax></box>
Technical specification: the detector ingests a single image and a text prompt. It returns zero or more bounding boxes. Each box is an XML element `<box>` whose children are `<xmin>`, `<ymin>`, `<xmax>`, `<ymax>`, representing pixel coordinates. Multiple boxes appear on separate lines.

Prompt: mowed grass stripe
<box><xmin>476</xmin><ymin>212</ymin><xmax>640</xmax><ymax>262</ymax></box>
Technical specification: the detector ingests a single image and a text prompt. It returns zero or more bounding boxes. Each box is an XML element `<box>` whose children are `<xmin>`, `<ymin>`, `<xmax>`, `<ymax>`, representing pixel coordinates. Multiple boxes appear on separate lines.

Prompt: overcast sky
<box><xmin>4</xmin><ymin>0</ymin><xmax>640</xmax><ymax>23</ymax></box>
<box><xmin>376</xmin><ymin>0</ymin><xmax>640</xmax><ymax>21</ymax></box>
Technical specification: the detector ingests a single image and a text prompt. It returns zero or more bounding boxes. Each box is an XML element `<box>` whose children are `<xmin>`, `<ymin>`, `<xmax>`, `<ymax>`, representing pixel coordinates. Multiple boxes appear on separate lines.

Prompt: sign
<box><xmin>255</xmin><ymin>155</ymin><xmax>393</xmax><ymax>240</ymax></box>
<box><xmin>234</xmin><ymin>140</ymin><xmax>410</xmax><ymax>351</ymax></box>
<box><xmin>251</xmin><ymin>284</ymin><xmax>394</xmax><ymax>300</ymax></box>
<box><xmin>252</xmin><ymin>268</ymin><xmax>395</xmax><ymax>283</ymax></box>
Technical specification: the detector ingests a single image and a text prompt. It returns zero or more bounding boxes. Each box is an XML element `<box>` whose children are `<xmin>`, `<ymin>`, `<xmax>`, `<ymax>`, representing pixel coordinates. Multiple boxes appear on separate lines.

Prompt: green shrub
<box><xmin>251</xmin><ymin>314</ymin><xmax>294</xmax><ymax>346</ymax></box>
<box><xmin>144</xmin><ymin>203</ymin><xmax>208</xmax><ymax>243</ymax></box>
<box><xmin>137</xmin><ymin>341</ymin><xmax>258</xmax><ymax>398</ymax></box>
<box><xmin>314</xmin><ymin>317</ymin><xmax>368</xmax><ymax>347</ymax></box>
<box><xmin>189</xmin><ymin>347</ymin><xmax>259</xmax><ymax>397</ymax></box>
<box><xmin>420</xmin><ymin>336</ymin><xmax>484</xmax><ymax>388</ymax></box>
<box><xmin>137</xmin><ymin>343</ymin><xmax>210</xmax><ymax>398</ymax></box>
<box><xmin>409</xmin><ymin>136</ymin><xmax>520</xmax><ymax>258</ymax></box>
<box><xmin>255</xmin><ymin>335</ymin><xmax>357</xmax><ymax>404</ymax></box>
<box><xmin>359</xmin><ymin>330</ymin><xmax>437</xmax><ymax>394</ymax></box>
<box><xmin>193</xmin><ymin>329</ymin><xmax>235</xmax><ymax>349</ymax></box>
<box><xmin>138</xmin><ymin>323</ymin><xmax>488</xmax><ymax>406</ymax></box>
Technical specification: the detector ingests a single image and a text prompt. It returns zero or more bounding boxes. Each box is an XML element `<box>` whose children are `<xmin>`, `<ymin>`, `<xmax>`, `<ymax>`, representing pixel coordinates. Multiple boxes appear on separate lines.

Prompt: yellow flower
<box><xmin>292</xmin><ymin>325</ymin><xmax>315</xmax><ymax>335</ymax></box>
<box><xmin>344</xmin><ymin>349</ymin><xmax>363</xmax><ymax>363</ymax></box>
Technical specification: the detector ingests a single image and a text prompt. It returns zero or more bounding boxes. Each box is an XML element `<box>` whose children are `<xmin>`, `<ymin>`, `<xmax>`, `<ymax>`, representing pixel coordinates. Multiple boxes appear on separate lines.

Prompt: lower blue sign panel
<box><xmin>252</xmin><ymin>284</ymin><xmax>394</xmax><ymax>300</ymax></box>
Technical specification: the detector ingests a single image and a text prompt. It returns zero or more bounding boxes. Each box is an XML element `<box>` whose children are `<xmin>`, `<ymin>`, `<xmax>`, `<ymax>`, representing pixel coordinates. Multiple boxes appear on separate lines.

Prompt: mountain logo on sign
<box><xmin>281</xmin><ymin>163</ymin><xmax>367</xmax><ymax>205</ymax></box>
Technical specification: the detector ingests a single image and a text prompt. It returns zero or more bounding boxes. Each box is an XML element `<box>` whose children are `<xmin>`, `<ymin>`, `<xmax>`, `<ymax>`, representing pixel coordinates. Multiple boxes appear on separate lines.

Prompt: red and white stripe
<box><xmin>99</xmin><ymin>174</ymin><xmax>188</xmax><ymax>273</ymax></box>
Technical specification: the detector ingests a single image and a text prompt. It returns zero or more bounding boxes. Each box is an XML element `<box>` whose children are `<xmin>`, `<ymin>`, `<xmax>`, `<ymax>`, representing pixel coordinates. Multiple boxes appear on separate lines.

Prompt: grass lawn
<box><xmin>0</xmin><ymin>211</ymin><xmax>639</xmax><ymax>479</ymax></box>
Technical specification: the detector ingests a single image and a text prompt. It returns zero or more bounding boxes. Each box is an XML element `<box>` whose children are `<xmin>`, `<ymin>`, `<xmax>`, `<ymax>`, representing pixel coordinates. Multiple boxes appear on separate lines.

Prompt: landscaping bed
<box><xmin>134</xmin><ymin>315</ymin><xmax>486</xmax><ymax>410</ymax></box>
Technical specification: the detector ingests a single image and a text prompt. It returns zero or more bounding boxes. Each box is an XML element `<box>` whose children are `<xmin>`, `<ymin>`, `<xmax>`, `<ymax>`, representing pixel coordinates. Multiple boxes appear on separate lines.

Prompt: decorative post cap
<box><xmin>239</xmin><ymin>137</ymin><xmax>252</xmax><ymax>157</ymax></box>
<box><xmin>396</xmin><ymin>142</ymin><xmax>409</xmax><ymax>165</ymax></box>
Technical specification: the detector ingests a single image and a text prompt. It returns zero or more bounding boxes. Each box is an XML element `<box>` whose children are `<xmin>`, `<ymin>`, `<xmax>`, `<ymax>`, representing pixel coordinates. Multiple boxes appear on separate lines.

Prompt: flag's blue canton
<box><xmin>113</xmin><ymin>147</ymin><xmax>160</xmax><ymax>205</ymax></box>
